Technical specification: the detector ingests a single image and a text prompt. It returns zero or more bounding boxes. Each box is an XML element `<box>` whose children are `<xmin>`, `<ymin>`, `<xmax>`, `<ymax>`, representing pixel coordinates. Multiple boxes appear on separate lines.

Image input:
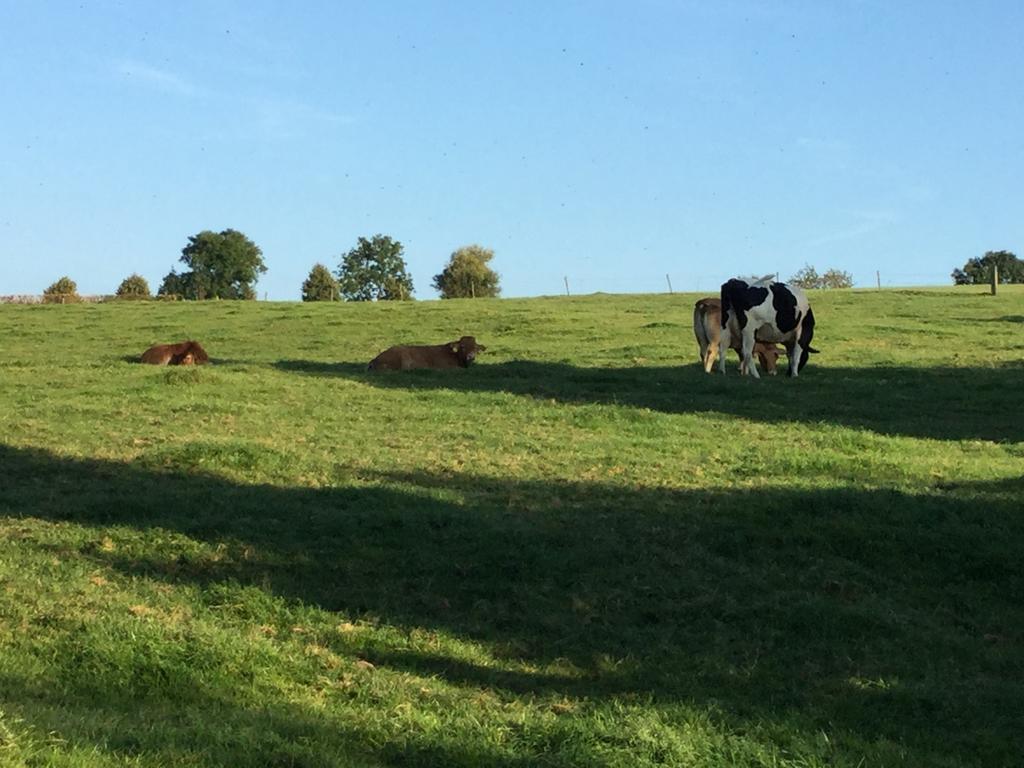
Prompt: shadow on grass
<box><xmin>273</xmin><ymin>358</ymin><xmax>1024</xmax><ymax>443</ymax></box>
<box><xmin>275</xmin><ymin>359</ymin><xmax>368</xmax><ymax>376</ymax></box>
<box><xmin>0</xmin><ymin>670</ymin><xmax>537</xmax><ymax>768</ymax></box>
<box><xmin>951</xmin><ymin>315</ymin><xmax>1024</xmax><ymax>324</ymax></box>
<box><xmin>2</xmin><ymin>443</ymin><xmax>1022</xmax><ymax>765</ymax></box>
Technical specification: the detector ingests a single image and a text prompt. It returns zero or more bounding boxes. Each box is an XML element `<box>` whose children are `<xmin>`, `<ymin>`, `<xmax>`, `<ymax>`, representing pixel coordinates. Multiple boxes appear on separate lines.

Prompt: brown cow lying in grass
<box><xmin>693</xmin><ymin>298</ymin><xmax>782</xmax><ymax>375</ymax></box>
<box><xmin>368</xmin><ymin>336</ymin><xmax>486</xmax><ymax>371</ymax></box>
<box><xmin>140</xmin><ymin>340</ymin><xmax>210</xmax><ymax>366</ymax></box>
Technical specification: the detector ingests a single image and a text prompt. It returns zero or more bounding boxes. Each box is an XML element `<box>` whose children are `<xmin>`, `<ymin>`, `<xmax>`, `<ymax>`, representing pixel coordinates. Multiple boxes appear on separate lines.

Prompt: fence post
<box><xmin>876</xmin><ymin>270</ymin><xmax>881</xmax><ymax>290</ymax></box>
<box><xmin>665</xmin><ymin>274</ymin><xmax>673</xmax><ymax>294</ymax></box>
<box><xmin>470</xmin><ymin>280</ymin><xmax>476</xmax><ymax>299</ymax></box>
<box><xmin>564</xmin><ymin>276</ymin><xmax>570</xmax><ymax>296</ymax></box>
<box><xmin>991</xmin><ymin>264</ymin><xmax>998</xmax><ymax>295</ymax></box>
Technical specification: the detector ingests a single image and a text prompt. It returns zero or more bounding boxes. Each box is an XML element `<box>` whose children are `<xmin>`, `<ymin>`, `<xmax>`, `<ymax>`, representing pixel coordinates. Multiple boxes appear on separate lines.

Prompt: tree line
<box><xmin>39</xmin><ymin>230</ymin><xmax>502</xmax><ymax>303</ymax></box>
<box><xmin>37</xmin><ymin>229</ymin><xmax>1022</xmax><ymax>303</ymax></box>
<box><xmin>951</xmin><ymin>250</ymin><xmax>1023</xmax><ymax>285</ymax></box>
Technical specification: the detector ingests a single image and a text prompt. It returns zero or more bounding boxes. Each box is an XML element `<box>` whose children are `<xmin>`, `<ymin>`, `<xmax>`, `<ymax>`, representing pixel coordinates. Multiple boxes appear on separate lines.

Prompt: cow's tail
<box><xmin>693</xmin><ymin>303</ymin><xmax>709</xmax><ymax>351</ymax></box>
<box><xmin>719</xmin><ymin>281</ymin><xmax>731</xmax><ymax>330</ymax></box>
<box><xmin>799</xmin><ymin>308</ymin><xmax>816</xmax><ymax>348</ymax></box>
<box><xmin>796</xmin><ymin>307</ymin><xmax>817</xmax><ymax>371</ymax></box>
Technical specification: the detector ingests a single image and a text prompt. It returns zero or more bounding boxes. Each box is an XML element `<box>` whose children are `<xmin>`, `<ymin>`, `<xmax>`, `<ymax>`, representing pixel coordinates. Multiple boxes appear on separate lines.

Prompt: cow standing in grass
<box><xmin>719</xmin><ymin>277</ymin><xmax>818</xmax><ymax>377</ymax></box>
<box><xmin>693</xmin><ymin>297</ymin><xmax>783</xmax><ymax>375</ymax></box>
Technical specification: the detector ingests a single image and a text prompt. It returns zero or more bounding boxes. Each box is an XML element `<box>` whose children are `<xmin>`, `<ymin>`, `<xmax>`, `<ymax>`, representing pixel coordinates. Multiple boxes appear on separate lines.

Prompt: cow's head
<box><xmin>451</xmin><ymin>336</ymin><xmax>485</xmax><ymax>366</ymax></box>
<box><xmin>177</xmin><ymin>352</ymin><xmax>195</xmax><ymax>366</ymax></box>
<box><xmin>186</xmin><ymin>341</ymin><xmax>210</xmax><ymax>365</ymax></box>
<box><xmin>754</xmin><ymin>343</ymin><xmax>782</xmax><ymax>375</ymax></box>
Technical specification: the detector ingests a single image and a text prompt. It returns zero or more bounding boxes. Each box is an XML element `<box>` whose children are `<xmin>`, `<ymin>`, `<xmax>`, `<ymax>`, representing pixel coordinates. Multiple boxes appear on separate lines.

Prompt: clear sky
<box><xmin>2</xmin><ymin>1</ymin><xmax>1021</xmax><ymax>299</ymax></box>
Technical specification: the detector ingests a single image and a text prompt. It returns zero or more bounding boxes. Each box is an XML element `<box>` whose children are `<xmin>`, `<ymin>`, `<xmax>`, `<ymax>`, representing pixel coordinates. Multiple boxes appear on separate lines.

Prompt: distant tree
<box><xmin>789</xmin><ymin>264</ymin><xmax>853</xmax><ymax>290</ymax></box>
<box><xmin>952</xmin><ymin>250</ymin><xmax>1024</xmax><ymax>285</ymax></box>
<box><xmin>336</xmin><ymin>235</ymin><xmax>414</xmax><ymax>301</ymax></box>
<box><xmin>789</xmin><ymin>264</ymin><xmax>822</xmax><ymax>289</ymax></box>
<box><xmin>951</xmin><ymin>268</ymin><xmax>971</xmax><ymax>285</ymax></box>
<box><xmin>432</xmin><ymin>245</ymin><xmax>501</xmax><ymax>299</ymax></box>
<box><xmin>157</xmin><ymin>269</ymin><xmax>191</xmax><ymax>299</ymax></box>
<box><xmin>115</xmin><ymin>273</ymin><xmax>151</xmax><ymax>299</ymax></box>
<box><xmin>820</xmin><ymin>268</ymin><xmax>854</xmax><ymax>289</ymax></box>
<box><xmin>168</xmin><ymin>229</ymin><xmax>267</xmax><ymax>300</ymax></box>
<box><xmin>42</xmin><ymin>276</ymin><xmax>81</xmax><ymax>304</ymax></box>
<box><xmin>301</xmin><ymin>263</ymin><xmax>340</xmax><ymax>302</ymax></box>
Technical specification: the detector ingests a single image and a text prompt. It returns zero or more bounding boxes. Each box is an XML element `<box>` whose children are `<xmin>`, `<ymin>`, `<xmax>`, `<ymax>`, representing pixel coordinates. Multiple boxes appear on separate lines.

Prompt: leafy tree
<box><xmin>115</xmin><ymin>273</ymin><xmax>151</xmax><ymax>299</ymax></box>
<box><xmin>301</xmin><ymin>263</ymin><xmax>340</xmax><ymax>302</ymax></box>
<box><xmin>170</xmin><ymin>229</ymin><xmax>267</xmax><ymax>300</ymax></box>
<box><xmin>432</xmin><ymin>245</ymin><xmax>501</xmax><ymax>299</ymax></box>
<box><xmin>788</xmin><ymin>264</ymin><xmax>822</xmax><ymax>289</ymax></box>
<box><xmin>951</xmin><ymin>250</ymin><xmax>1023</xmax><ymax>285</ymax></box>
<box><xmin>42</xmin><ymin>276</ymin><xmax>81</xmax><ymax>304</ymax></box>
<box><xmin>336</xmin><ymin>235</ymin><xmax>414</xmax><ymax>301</ymax></box>
<box><xmin>820</xmin><ymin>268</ymin><xmax>854</xmax><ymax>289</ymax></box>
<box><xmin>157</xmin><ymin>269</ymin><xmax>192</xmax><ymax>299</ymax></box>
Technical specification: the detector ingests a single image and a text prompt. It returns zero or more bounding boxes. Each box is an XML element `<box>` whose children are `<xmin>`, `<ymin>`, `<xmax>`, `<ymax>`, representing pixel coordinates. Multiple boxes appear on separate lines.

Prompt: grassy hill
<box><xmin>1</xmin><ymin>287</ymin><xmax>1022</xmax><ymax>767</ymax></box>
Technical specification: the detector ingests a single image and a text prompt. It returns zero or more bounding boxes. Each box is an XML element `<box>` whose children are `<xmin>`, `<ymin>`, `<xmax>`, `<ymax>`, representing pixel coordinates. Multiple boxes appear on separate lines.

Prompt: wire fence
<box><xmin>558</xmin><ymin>271</ymin><xmax>956</xmax><ymax>296</ymax></box>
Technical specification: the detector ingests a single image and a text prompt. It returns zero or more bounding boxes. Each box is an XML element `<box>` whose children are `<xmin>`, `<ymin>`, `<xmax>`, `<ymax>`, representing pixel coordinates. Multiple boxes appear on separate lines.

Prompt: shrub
<box><xmin>301</xmin><ymin>264</ymin><xmax>340</xmax><ymax>302</ymax></box>
<box><xmin>43</xmin><ymin>276</ymin><xmax>81</xmax><ymax>304</ymax></box>
<box><xmin>789</xmin><ymin>265</ymin><xmax>854</xmax><ymax>289</ymax></box>
<box><xmin>115</xmin><ymin>274</ymin><xmax>151</xmax><ymax>299</ymax></box>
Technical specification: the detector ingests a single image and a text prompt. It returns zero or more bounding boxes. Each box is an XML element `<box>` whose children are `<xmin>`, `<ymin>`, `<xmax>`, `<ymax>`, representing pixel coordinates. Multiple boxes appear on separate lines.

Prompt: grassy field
<box><xmin>1</xmin><ymin>286</ymin><xmax>1022</xmax><ymax>767</ymax></box>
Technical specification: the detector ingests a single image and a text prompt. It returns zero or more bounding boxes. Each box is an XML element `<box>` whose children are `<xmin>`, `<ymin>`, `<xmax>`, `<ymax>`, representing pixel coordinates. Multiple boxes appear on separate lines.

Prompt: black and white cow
<box><xmin>719</xmin><ymin>276</ymin><xmax>818</xmax><ymax>377</ymax></box>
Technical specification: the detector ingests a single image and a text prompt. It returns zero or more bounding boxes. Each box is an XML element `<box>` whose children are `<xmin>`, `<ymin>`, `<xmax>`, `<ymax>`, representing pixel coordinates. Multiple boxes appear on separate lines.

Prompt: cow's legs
<box><xmin>698</xmin><ymin>335</ymin><xmax>712</xmax><ymax>370</ymax></box>
<box><xmin>741</xmin><ymin>329</ymin><xmax>760</xmax><ymax>378</ymax></box>
<box><xmin>718</xmin><ymin>325</ymin><xmax>731</xmax><ymax>374</ymax></box>
<box><xmin>703</xmin><ymin>345</ymin><xmax>717</xmax><ymax>373</ymax></box>
<box><xmin>702</xmin><ymin>330</ymin><xmax>719</xmax><ymax>373</ymax></box>
<box><xmin>788</xmin><ymin>340</ymin><xmax>802</xmax><ymax>377</ymax></box>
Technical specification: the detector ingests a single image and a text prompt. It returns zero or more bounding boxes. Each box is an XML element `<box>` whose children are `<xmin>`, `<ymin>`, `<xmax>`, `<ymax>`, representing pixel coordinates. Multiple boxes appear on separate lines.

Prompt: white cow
<box><xmin>718</xmin><ymin>276</ymin><xmax>818</xmax><ymax>378</ymax></box>
<box><xmin>693</xmin><ymin>297</ymin><xmax>782</xmax><ymax>375</ymax></box>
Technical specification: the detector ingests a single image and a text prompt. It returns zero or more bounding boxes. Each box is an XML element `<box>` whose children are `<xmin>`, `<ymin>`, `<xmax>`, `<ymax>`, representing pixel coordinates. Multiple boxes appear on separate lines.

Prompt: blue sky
<box><xmin>2</xmin><ymin>1</ymin><xmax>1021</xmax><ymax>299</ymax></box>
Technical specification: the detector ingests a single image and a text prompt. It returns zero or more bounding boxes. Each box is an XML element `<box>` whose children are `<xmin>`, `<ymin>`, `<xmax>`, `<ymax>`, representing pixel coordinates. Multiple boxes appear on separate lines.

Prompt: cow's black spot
<box><xmin>744</xmin><ymin>286</ymin><xmax>769</xmax><ymax>308</ymax></box>
<box><xmin>720</xmin><ymin>279</ymin><xmax>768</xmax><ymax>331</ymax></box>
<box><xmin>770</xmin><ymin>283</ymin><xmax>799</xmax><ymax>333</ymax></box>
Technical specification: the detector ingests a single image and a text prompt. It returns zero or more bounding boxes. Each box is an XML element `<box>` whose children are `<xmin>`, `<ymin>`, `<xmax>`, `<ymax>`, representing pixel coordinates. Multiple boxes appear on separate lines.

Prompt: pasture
<box><xmin>1</xmin><ymin>287</ymin><xmax>1022</xmax><ymax>767</ymax></box>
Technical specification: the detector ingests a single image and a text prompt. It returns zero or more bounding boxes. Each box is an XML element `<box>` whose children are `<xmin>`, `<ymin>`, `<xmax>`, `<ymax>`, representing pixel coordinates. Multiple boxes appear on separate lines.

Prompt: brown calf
<box><xmin>693</xmin><ymin>298</ymin><xmax>782</xmax><ymax>375</ymax></box>
<box><xmin>140</xmin><ymin>340</ymin><xmax>210</xmax><ymax>366</ymax></box>
<box><xmin>368</xmin><ymin>336</ymin><xmax>486</xmax><ymax>371</ymax></box>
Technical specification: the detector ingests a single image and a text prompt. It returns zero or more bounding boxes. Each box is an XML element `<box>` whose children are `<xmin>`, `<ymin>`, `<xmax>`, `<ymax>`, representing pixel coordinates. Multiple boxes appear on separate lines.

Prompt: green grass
<box><xmin>1</xmin><ymin>286</ymin><xmax>1022</xmax><ymax>767</ymax></box>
